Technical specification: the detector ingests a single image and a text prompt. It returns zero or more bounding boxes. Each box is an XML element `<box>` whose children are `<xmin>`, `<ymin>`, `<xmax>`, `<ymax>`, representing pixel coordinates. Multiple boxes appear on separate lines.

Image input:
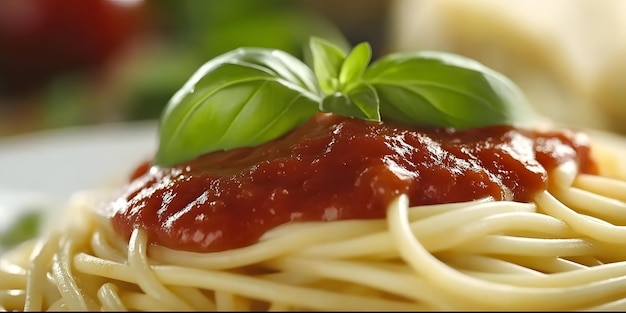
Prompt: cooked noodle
<box><xmin>1</xmin><ymin>142</ymin><xmax>626</xmax><ymax>311</ymax></box>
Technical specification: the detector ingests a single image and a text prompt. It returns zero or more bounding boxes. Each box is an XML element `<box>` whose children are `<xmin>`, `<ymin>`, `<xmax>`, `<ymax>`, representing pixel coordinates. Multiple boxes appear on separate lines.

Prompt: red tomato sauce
<box><xmin>109</xmin><ymin>113</ymin><xmax>598</xmax><ymax>253</ymax></box>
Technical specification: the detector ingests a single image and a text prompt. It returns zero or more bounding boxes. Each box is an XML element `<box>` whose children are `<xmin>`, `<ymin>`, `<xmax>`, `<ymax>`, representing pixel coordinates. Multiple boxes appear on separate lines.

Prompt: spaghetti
<box><xmin>1</xmin><ymin>121</ymin><xmax>626</xmax><ymax>311</ymax></box>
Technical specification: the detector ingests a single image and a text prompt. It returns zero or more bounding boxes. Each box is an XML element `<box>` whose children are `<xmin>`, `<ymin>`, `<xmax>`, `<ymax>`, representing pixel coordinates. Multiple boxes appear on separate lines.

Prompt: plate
<box><xmin>0</xmin><ymin>120</ymin><xmax>158</xmax><ymax>200</ymax></box>
<box><xmin>0</xmin><ymin>120</ymin><xmax>158</xmax><ymax>244</ymax></box>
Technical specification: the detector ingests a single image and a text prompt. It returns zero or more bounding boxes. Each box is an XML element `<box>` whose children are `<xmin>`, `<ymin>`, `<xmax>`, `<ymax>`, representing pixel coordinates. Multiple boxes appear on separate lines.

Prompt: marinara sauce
<box><xmin>109</xmin><ymin>113</ymin><xmax>598</xmax><ymax>253</ymax></box>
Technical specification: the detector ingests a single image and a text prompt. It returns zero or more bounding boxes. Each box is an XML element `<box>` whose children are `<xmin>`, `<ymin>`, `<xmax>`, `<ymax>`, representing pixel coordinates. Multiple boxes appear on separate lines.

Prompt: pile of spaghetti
<box><xmin>2</xmin><ymin>38</ymin><xmax>626</xmax><ymax>311</ymax></box>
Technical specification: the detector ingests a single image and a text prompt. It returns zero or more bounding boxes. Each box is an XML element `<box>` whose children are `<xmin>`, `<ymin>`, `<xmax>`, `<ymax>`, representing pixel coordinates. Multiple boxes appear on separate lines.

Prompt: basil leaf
<box><xmin>156</xmin><ymin>48</ymin><xmax>321</xmax><ymax>167</ymax></box>
<box><xmin>311</xmin><ymin>38</ymin><xmax>380</xmax><ymax>122</ymax></box>
<box><xmin>339</xmin><ymin>42</ymin><xmax>371</xmax><ymax>91</ymax></box>
<box><xmin>310</xmin><ymin>37</ymin><xmax>346</xmax><ymax>94</ymax></box>
<box><xmin>364</xmin><ymin>51</ymin><xmax>536</xmax><ymax>129</ymax></box>
<box><xmin>320</xmin><ymin>83</ymin><xmax>380</xmax><ymax>121</ymax></box>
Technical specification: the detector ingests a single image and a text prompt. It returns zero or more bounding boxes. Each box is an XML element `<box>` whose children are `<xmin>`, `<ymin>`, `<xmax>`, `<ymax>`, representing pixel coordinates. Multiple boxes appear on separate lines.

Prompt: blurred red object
<box><xmin>0</xmin><ymin>0</ymin><xmax>145</xmax><ymax>97</ymax></box>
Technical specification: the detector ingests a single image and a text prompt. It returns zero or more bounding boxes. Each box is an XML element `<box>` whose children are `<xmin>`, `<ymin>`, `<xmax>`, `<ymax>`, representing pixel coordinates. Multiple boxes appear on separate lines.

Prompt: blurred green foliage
<box><xmin>122</xmin><ymin>0</ymin><xmax>349</xmax><ymax>121</ymax></box>
<box><xmin>0</xmin><ymin>210</ymin><xmax>41</xmax><ymax>249</ymax></box>
<box><xmin>152</xmin><ymin>0</ymin><xmax>349</xmax><ymax>59</ymax></box>
<box><xmin>1</xmin><ymin>0</ymin><xmax>357</xmax><ymax>136</ymax></box>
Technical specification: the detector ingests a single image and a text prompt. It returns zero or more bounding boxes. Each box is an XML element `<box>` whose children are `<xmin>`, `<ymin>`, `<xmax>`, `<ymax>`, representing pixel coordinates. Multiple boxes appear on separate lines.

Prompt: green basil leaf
<box><xmin>364</xmin><ymin>51</ymin><xmax>536</xmax><ymax>129</ymax></box>
<box><xmin>310</xmin><ymin>37</ymin><xmax>346</xmax><ymax>94</ymax></box>
<box><xmin>339</xmin><ymin>42</ymin><xmax>371</xmax><ymax>91</ymax></box>
<box><xmin>320</xmin><ymin>83</ymin><xmax>380</xmax><ymax>121</ymax></box>
<box><xmin>155</xmin><ymin>48</ymin><xmax>321</xmax><ymax>167</ymax></box>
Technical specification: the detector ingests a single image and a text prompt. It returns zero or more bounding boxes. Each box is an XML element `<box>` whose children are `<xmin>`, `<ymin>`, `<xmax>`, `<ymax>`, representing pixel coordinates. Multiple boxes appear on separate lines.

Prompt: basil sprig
<box><xmin>155</xmin><ymin>37</ymin><xmax>535</xmax><ymax>167</ymax></box>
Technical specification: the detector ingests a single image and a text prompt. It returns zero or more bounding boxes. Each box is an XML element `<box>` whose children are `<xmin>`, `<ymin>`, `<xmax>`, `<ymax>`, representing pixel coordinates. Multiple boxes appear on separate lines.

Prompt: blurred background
<box><xmin>0</xmin><ymin>0</ymin><xmax>389</xmax><ymax>136</ymax></box>
<box><xmin>1</xmin><ymin>0</ymin><xmax>625</xmax><ymax>137</ymax></box>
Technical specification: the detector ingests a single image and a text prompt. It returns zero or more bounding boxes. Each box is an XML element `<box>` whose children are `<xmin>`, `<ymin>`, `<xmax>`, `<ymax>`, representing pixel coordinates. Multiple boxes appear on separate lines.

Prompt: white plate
<box><xmin>0</xmin><ymin>120</ymin><xmax>158</xmax><ymax>200</ymax></box>
<box><xmin>0</xmin><ymin>120</ymin><xmax>158</xmax><ymax>243</ymax></box>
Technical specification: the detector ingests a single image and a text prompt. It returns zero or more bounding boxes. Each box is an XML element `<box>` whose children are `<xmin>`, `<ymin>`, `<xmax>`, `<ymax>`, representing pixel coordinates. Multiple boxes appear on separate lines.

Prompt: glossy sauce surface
<box><xmin>109</xmin><ymin>114</ymin><xmax>597</xmax><ymax>252</ymax></box>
